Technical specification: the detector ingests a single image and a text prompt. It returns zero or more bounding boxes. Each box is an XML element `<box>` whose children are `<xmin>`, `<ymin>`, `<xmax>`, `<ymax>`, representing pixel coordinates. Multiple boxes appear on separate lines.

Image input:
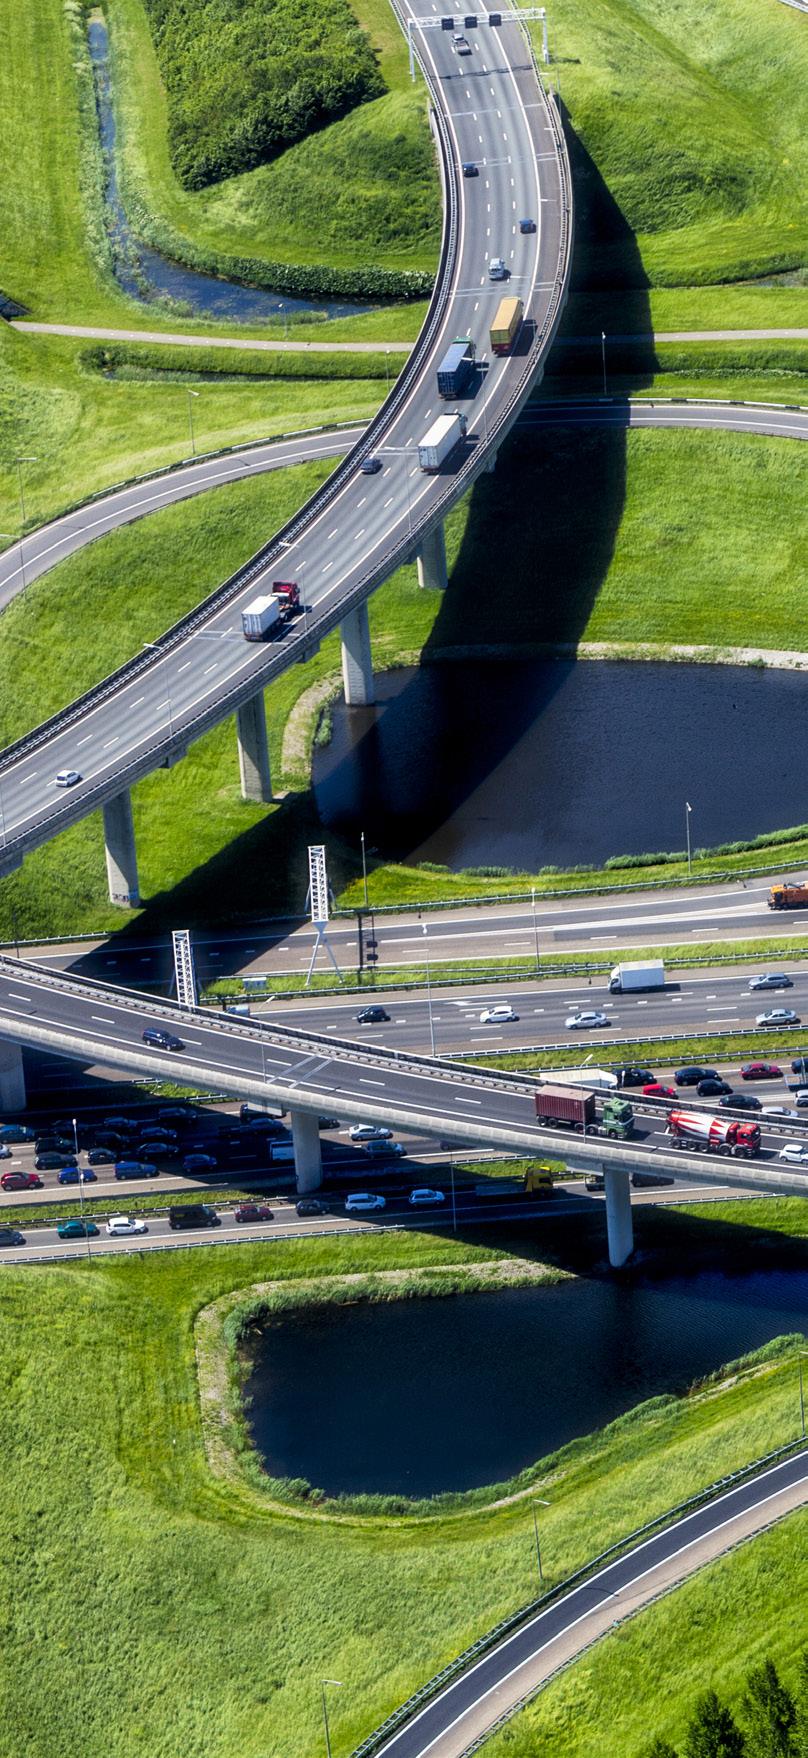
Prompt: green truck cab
<box><xmin>600</xmin><ymin>1097</ymin><xmax>634</xmax><ymax>1140</ymax></box>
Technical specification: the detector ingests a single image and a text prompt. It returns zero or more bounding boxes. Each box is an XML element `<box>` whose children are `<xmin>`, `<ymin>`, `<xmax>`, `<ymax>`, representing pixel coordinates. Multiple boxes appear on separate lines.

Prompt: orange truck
<box><xmin>768</xmin><ymin>883</ymin><xmax>808</xmax><ymax>909</ymax></box>
<box><xmin>489</xmin><ymin>296</ymin><xmax>524</xmax><ymax>355</ymax></box>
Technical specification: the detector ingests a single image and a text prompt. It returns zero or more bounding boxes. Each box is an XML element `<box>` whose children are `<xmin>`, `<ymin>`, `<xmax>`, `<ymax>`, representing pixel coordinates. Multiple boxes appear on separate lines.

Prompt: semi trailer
<box><xmin>417</xmin><ymin>411</ymin><xmax>467</xmax><ymax>472</ymax></box>
<box><xmin>436</xmin><ymin>338</ymin><xmax>476</xmax><ymax>398</ymax></box>
<box><xmin>534</xmin><ymin>1085</ymin><xmax>634</xmax><ymax>1138</ymax></box>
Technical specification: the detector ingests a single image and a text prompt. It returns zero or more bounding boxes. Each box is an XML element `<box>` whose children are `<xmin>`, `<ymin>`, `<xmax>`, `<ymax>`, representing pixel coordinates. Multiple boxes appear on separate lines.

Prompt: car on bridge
<box><xmin>182</xmin><ymin>1152</ymin><xmax>218</xmax><ymax>1172</ymax></box>
<box><xmin>359</xmin><ymin>456</ymin><xmax>382</xmax><ymax>475</ymax></box>
<box><xmin>748</xmin><ymin>973</ymin><xmax>793</xmax><ymax>991</ymax></box>
<box><xmin>58</xmin><ymin>1166</ymin><xmax>97</xmax><ymax>1184</ymax></box>
<box><xmin>408</xmin><ymin>1188</ymin><xmax>445</xmax><ymax>1206</ymax></box>
<box><xmin>697</xmin><ymin>1077</ymin><xmax>733</xmax><ymax>1097</ymax></box>
<box><xmin>719</xmin><ymin>1092</ymin><xmax>762</xmax><ymax>1111</ymax></box>
<box><xmin>57</xmin><ymin>1218</ymin><xmax>99</xmax><ymax>1240</ymax></box>
<box><xmin>756</xmin><ymin>1008</ymin><xmax>800</xmax><ymax>1027</ymax></box>
<box><xmin>480</xmin><ymin>1005</ymin><xmax>518</xmax><ymax>1025</ymax></box>
<box><xmin>87</xmin><ymin>1148</ymin><xmax>116</xmax><ymax>1166</ymax></box>
<box><xmin>0</xmin><ymin>1170</ymin><xmax>43</xmax><ymax>1191</ymax></box>
<box><xmin>349</xmin><ymin>1124</ymin><xmax>393</xmax><ymax>1142</ymax></box>
<box><xmin>674</xmin><ymin>1066</ymin><xmax>719</xmax><ymax>1086</ymax></box>
<box><xmin>741</xmin><ymin>1062</ymin><xmax>783</xmax><ymax>1081</ymax></box>
<box><xmin>0</xmin><ymin>1145</ymin><xmax>12</xmax><ymax>1160</ymax></box>
<box><xmin>36</xmin><ymin>1152</ymin><xmax>76</xmax><ymax>1171</ymax></box>
<box><xmin>365</xmin><ymin>1140</ymin><xmax>405</xmax><ymax>1159</ymax></box>
<box><xmin>114</xmin><ymin>1161</ymin><xmax>159</xmax><ymax>1180</ymax></box>
<box><xmin>452</xmin><ymin>31</ymin><xmax>471</xmax><ymax>52</ymax></box>
<box><xmin>142</xmin><ymin>1026</ymin><xmax>185</xmax><ymax>1051</ymax></box>
<box><xmin>614</xmin><ymin>1066</ymin><xmax>654</xmax><ymax>1087</ymax></box>
<box><xmin>345</xmin><ymin>1192</ymin><xmax>386</xmax><ymax>1213</ymax></box>
<box><xmin>0</xmin><ymin>1124</ymin><xmax>36</xmax><ymax>1144</ymax></box>
<box><xmin>519</xmin><ymin>217</ymin><xmax>536</xmax><ymax>233</ymax></box>
<box><xmin>565</xmin><ymin>1010</ymin><xmax>610</xmax><ymax>1030</ymax></box>
<box><xmin>642</xmin><ymin>1083</ymin><xmax>677</xmax><ymax>1099</ymax></box>
<box><xmin>356</xmin><ymin>1006</ymin><xmax>390</xmax><ymax>1024</ymax></box>
<box><xmin>54</xmin><ymin>769</ymin><xmax>82</xmax><ymax>788</ymax></box>
<box><xmin>778</xmin><ymin>1142</ymin><xmax>808</xmax><ymax>1164</ymax></box>
<box><xmin>106</xmin><ymin>1215</ymin><xmax>148</xmax><ymax>1236</ymax></box>
<box><xmin>462</xmin><ymin>161</ymin><xmax>479</xmax><ymax>177</ymax></box>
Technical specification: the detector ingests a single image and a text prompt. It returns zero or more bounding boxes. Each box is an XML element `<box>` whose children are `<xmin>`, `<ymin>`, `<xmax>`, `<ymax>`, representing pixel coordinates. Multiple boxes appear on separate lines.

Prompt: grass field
<box><xmin>2</xmin><ymin>416</ymin><xmax>808</xmax><ymax>937</ymax></box>
<box><xmin>1</xmin><ymin>1203</ymin><xmax>806</xmax><ymax>1757</ymax></box>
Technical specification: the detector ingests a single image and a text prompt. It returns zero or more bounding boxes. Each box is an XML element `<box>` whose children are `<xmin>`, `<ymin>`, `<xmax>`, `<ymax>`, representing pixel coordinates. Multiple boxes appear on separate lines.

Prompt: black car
<box><xmin>675</xmin><ymin>1066</ymin><xmax>719</xmax><ymax>1086</ymax></box>
<box><xmin>719</xmin><ymin>1093</ymin><xmax>762</xmax><ymax>1112</ymax></box>
<box><xmin>0</xmin><ymin>1227</ymin><xmax>25</xmax><ymax>1248</ymax></box>
<box><xmin>142</xmin><ymin>1027</ymin><xmax>184</xmax><ymax>1052</ymax></box>
<box><xmin>296</xmin><ymin>1198</ymin><xmax>330</xmax><ymax>1217</ymax></box>
<box><xmin>239</xmin><ymin>1104</ymin><xmax>286</xmax><ymax>1124</ymax></box>
<box><xmin>168</xmin><ymin>1204</ymin><xmax>220</xmax><ymax>1230</ymax></box>
<box><xmin>318</xmin><ymin>1117</ymin><xmax>341</xmax><ymax>1131</ymax></box>
<box><xmin>519</xmin><ymin>216</ymin><xmax>536</xmax><ymax>232</ymax></box>
<box><xmin>613</xmin><ymin>1066</ymin><xmax>654</xmax><ymax>1088</ymax></box>
<box><xmin>697</xmin><ymin>1077</ymin><xmax>732</xmax><ymax>1097</ymax></box>
<box><xmin>139</xmin><ymin>1126</ymin><xmax>177</xmax><ymax>1143</ymax></box>
<box><xmin>35</xmin><ymin>1135</ymin><xmax>73</xmax><ymax>1155</ymax></box>
<box><xmin>462</xmin><ymin>161</ymin><xmax>479</xmax><ymax>176</ymax></box>
<box><xmin>356</xmin><ymin>1006</ymin><xmax>390</xmax><ymax>1025</ymax></box>
<box><xmin>359</xmin><ymin>456</ymin><xmax>382</xmax><ymax>475</ymax></box>
<box><xmin>140</xmin><ymin>1141</ymin><xmax>180</xmax><ymax>1160</ymax></box>
<box><xmin>35</xmin><ymin>1152</ymin><xmax>77</xmax><ymax>1171</ymax></box>
<box><xmin>87</xmin><ymin>1147</ymin><xmax>116</xmax><ymax>1166</ymax></box>
<box><xmin>157</xmin><ymin>1105</ymin><xmax>197</xmax><ymax>1123</ymax></box>
<box><xmin>92</xmin><ymin>1131</ymin><xmax>128</xmax><ymax>1153</ymax></box>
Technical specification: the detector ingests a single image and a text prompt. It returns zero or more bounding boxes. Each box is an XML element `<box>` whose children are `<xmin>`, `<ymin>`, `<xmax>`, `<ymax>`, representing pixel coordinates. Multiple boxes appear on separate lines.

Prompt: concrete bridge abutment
<box><xmin>416</xmin><ymin>521</ymin><xmax>448</xmax><ymax>592</ymax></box>
<box><xmin>103</xmin><ymin>788</ymin><xmax>140</xmax><ymax>907</ymax></box>
<box><xmin>291</xmin><ymin>1109</ymin><xmax>323</xmax><ymax>1192</ymax></box>
<box><xmin>340</xmin><ymin>602</ymin><xmax>375</xmax><ymax>706</ymax></box>
<box><xmin>236</xmin><ymin>689</ymin><xmax>272</xmax><ymax>802</ymax></box>
<box><xmin>0</xmin><ymin>1041</ymin><xmax>25</xmax><ymax>1111</ymax></box>
<box><xmin>604</xmin><ymin>1166</ymin><xmax>634</xmax><ymax>1267</ymax></box>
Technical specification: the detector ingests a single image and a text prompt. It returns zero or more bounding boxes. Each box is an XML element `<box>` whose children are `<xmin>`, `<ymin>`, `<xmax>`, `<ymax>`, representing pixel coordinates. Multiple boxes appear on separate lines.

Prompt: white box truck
<box><xmin>608</xmin><ymin>959</ymin><xmax>665</xmax><ymax>993</ymax></box>
<box><xmin>418</xmin><ymin>411</ymin><xmax>467</xmax><ymax>472</ymax></box>
<box><xmin>242</xmin><ymin>594</ymin><xmax>282</xmax><ymax>641</ymax></box>
<box><xmin>544</xmin><ymin>1068</ymin><xmax>618</xmax><ymax>1091</ymax></box>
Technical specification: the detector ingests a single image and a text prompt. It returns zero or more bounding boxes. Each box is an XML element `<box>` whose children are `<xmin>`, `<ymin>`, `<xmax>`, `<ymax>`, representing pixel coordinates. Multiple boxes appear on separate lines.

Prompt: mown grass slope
<box><xmin>0</xmin><ymin>1210</ymin><xmax>806</xmax><ymax>1758</ymax></box>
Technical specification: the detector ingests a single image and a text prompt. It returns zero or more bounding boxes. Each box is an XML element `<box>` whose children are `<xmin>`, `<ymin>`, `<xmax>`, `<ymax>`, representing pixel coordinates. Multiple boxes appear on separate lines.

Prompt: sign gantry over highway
<box><xmin>406</xmin><ymin>7</ymin><xmax>549</xmax><ymax>80</ymax></box>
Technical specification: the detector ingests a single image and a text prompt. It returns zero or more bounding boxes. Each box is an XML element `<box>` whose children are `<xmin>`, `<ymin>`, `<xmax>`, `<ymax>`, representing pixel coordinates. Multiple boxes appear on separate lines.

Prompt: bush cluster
<box><xmin>144</xmin><ymin>0</ymin><xmax>386</xmax><ymax>190</ymax></box>
<box><xmin>79</xmin><ymin>342</ymin><xmax>407</xmax><ymax>383</ymax></box>
<box><xmin>646</xmin><ymin>1651</ymin><xmax>808</xmax><ymax>1756</ymax></box>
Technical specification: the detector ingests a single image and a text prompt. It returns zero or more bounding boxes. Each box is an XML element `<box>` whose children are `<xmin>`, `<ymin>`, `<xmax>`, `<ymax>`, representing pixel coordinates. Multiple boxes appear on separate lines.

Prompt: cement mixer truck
<box><xmin>666</xmin><ymin>1111</ymin><xmax>761</xmax><ymax>1159</ymax></box>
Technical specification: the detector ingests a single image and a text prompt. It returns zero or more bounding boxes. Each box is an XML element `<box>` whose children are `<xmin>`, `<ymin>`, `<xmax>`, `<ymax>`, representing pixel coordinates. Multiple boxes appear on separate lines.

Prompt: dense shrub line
<box><xmin>646</xmin><ymin>1652</ymin><xmax>808</xmax><ymax>1756</ymax></box>
<box><xmin>143</xmin><ymin>0</ymin><xmax>385</xmax><ymax>190</ymax></box>
<box><xmin>79</xmin><ymin>341</ymin><xmax>407</xmax><ymax>383</ymax></box>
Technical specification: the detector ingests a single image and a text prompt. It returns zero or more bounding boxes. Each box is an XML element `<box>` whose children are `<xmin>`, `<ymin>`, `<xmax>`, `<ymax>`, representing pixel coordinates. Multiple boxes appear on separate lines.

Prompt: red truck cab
<box><xmin>271</xmin><ymin>581</ymin><xmax>302</xmax><ymax>618</ymax></box>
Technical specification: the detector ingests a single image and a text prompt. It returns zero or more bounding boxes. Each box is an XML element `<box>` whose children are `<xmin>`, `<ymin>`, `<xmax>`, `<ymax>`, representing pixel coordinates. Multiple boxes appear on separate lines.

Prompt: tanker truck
<box><xmin>666</xmin><ymin>1110</ymin><xmax>761</xmax><ymax>1159</ymax></box>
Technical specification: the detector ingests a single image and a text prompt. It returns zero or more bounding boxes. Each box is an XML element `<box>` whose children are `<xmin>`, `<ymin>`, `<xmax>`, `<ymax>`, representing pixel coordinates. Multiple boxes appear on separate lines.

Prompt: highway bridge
<box><xmin>0</xmin><ymin>0</ymin><xmax>571</xmax><ymax>906</ymax></box>
<box><xmin>3</xmin><ymin>951</ymin><xmax>808</xmax><ymax>1265</ymax></box>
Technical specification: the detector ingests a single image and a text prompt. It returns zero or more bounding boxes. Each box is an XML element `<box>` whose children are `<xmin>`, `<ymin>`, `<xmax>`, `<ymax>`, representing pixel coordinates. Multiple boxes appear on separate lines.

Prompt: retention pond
<box><xmin>245</xmin><ymin>1269</ymin><xmax>808</xmax><ymax>1498</ymax></box>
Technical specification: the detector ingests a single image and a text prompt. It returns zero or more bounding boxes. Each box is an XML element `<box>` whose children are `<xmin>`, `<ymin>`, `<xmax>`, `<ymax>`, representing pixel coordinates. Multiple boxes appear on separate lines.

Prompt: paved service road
<box><xmin>371</xmin><ymin>1449</ymin><xmax>808</xmax><ymax>1758</ymax></box>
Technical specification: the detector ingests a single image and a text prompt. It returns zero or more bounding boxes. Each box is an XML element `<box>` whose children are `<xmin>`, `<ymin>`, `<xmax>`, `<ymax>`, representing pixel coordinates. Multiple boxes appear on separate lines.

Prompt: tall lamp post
<box><xmin>531</xmin><ymin>886</ymin><xmax>540</xmax><ymax>974</ymax></box>
<box><xmin>685</xmin><ymin>800</ymin><xmax>693</xmax><ymax>878</ymax></box>
<box><xmin>320</xmin><ymin>1679</ymin><xmax>343</xmax><ymax>1758</ymax></box>
<box><xmin>360</xmin><ymin>831</ymin><xmax>369</xmax><ymax>910</ymax></box>
<box><xmin>13</xmin><ymin>456</ymin><xmax>38</xmax><ymax>591</ymax></box>
<box><xmin>600</xmin><ymin>331</ymin><xmax>607</xmax><ymax>398</ymax></box>
<box><xmin>72</xmin><ymin>1117</ymin><xmax>93</xmax><ymax>1262</ymax></box>
<box><xmin>186</xmin><ymin>389</ymin><xmax>199</xmax><ymax>457</ymax></box>
<box><xmin>532</xmin><ymin>1496</ymin><xmax>550</xmax><ymax>1585</ymax></box>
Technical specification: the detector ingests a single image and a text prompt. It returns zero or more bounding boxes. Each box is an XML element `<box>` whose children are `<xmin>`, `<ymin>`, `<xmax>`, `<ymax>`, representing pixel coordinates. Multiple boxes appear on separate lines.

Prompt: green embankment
<box><xmin>2</xmin><ymin>411</ymin><xmax>808</xmax><ymax>937</ymax></box>
<box><xmin>1</xmin><ymin>1204</ymin><xmax>806</xmax><ymax>1757</ymax></box>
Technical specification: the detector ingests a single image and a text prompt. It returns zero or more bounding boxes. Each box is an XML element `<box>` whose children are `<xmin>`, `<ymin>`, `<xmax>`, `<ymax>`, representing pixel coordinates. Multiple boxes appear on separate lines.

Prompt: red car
<box><xmin>0</xmin><ymin>1170</ymin><xmax>44</xmax><ymax>1191</ymax></box>
<box><xmin>642</xmin><ymin>1083</ymin><xmax>677</xmax><ymax>1099</ymax></box>
<box><xmin>234</xmin><ymin>1203</ymin><xmax>274</xmax><ymax>1224</ymax></box>
<box><xmin>741</xmin><ymin>1062</ymin><xmax>783</xmax><ymax>1082</ymax></box>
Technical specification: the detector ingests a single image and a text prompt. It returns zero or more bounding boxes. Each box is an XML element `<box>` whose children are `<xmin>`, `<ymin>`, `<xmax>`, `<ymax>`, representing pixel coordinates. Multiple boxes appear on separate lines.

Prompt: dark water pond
<box><xmin>245</xmin><ymin>1270</ymin><xmax>808</xmax><ymax>1498</ymax></box>
<box><xmin>313</xmin><ymin>660</ymin><xmax>808</xmax><ymax>871</ymax></box>
<box><xmin>87</xmin><ymin>19</ymin><xmax>370</xmax><ymax>322</ymax></box>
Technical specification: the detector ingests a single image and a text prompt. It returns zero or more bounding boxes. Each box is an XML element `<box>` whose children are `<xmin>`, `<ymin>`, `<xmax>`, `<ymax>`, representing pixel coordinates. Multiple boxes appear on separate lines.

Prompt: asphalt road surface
<box><xmin>370</xmin><ymin>1448</ymin><xmax>808</xmax><ymax>1758</ymax></box>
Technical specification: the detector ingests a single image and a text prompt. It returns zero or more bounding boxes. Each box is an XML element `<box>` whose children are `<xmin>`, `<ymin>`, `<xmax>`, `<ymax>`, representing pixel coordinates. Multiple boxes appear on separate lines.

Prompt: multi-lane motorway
<box><xmin>0</xmin><ymin>3</ymin><xmax>570</xmax><ymax>873</ymax></box>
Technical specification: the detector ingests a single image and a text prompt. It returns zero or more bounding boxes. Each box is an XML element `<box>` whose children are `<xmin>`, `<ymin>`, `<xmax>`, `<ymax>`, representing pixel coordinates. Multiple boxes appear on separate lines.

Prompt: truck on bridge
<box><xmin>768</xmin><ymin>883</ymin><xmax>808</xmax><ymax>909</ymax></box>
<box><xmin>489</xmin><ymin>296</ymin><xmax>523</xmax><ymax>355</ymax></box>
<box><xmin>241</xmin><ymin>595</ymin><xmax>282</xmax><ymax>641</ymax></box>
<box><xmin>608</xmin><ymin>959</ymin><xmax>665</xmax><ymax>993</ymax></box>
<box><xmin>418</xmin><ymin>411</ymin><xmax>467</xmax><ymax>472</ymax></box>
<box><xmin>436</xmin><ymin>338</ymin><xmax>476</xmax><ymax>398</ymax></box>
<box><xmin>534</xmin><ymin>1084</ymin><xmax>635</xmax><ymax>1139</ymax></box>
<box><xmin>666</xmin><ymin>1110</ymin><xmax>761</xmax><ymax>1158</ymax></box>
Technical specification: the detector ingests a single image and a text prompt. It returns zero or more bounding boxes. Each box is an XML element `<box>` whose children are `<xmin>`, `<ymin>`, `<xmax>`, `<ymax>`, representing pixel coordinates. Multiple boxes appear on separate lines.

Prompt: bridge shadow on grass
<box><xmin>308</xmin><ymin>115</ymin><xmax>658</xmax><ymax>870</ymax></box>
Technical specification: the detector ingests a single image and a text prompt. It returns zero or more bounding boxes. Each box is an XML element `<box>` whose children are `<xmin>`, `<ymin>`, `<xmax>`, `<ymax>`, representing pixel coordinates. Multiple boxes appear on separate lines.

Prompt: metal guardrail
<box><xmin>348</xmin><ymin>1437</ymin><xmax>808</xmax><ymax>1758</ymax></box>
<box><xmin>0</xmin><ymin>23</ymin><xmax>573</xmax><ymax>873</ymax></box>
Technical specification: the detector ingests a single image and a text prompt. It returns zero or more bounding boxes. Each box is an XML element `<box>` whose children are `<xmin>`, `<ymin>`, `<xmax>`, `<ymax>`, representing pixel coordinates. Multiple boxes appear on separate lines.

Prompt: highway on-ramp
<box><xmin>365</xmin><ymin>1448</ymin><xmax>808</xmax><ymax>1758</ymax></box>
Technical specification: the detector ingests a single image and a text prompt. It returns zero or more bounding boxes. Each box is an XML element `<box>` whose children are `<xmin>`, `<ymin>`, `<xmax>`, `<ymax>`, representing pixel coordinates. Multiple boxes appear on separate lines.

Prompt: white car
<box><xmin>408</xmin><ymin>1188</ymin><xmax>446</xmax><ymax>1207</ymax></box>
<box><xmin>55</xmin><ymin>769</ymin><xmax>82</xmax><ymax>788</ymax></box>
<box><xmin>105</xmin><ymin>1214</ymin><xmax>148</xmax><ymax>1236</ymax></box>
<box><xmin>488</xmin><ymin>256</ymin><xmax>507</xmax><ymax>280</ymax></box>
<box><xmin>778</xmin><ymin>1142</ymin><xmax>808</xmax><ymax>1164</ymax></box>
<box><xmin>794</xmin><ymin>1089</ymin><xmax>808</xmax><ymax>1107</ymax></box>
<box><xmin>565</xmin><ymin>1010</ymin><xmax>610</xmax><ymax>1030</ymax></box>
<box><xmin>762</xmin><ymin>1106</ymin><xmax>795</xmax><ymax>1119</ymax></box>
<box><xmin>349</xmin><ymin>1124</ymin><xmax>393</xmax><ymax>1142</ymax></box>
<box><xmin>756</xmin><ymin>1008</ymin><xmax>801</xmax><ymax>1027</ymax></box>
<box><xmin>345</xmin><ymin>1192</ymin><xmax>386</xmax><ymax>1214</ymax></box>
<box><xmin>452</xmin><ymin>32</ymin><xmax>471</xmax><ymax>52</ymax></box>
<box><xmin>479</xmin><ymin>1005</ymin><xmax>518</xmax><ymax>1025</ymax></box>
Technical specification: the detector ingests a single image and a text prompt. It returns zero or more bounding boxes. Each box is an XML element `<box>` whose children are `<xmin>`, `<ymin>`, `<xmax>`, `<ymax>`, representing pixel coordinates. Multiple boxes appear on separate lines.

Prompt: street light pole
<box><xmin>320</xmin><ymin>1679</ymin><xmax>343</xmax><ymax>1758</ymax></box>
<box><xmin>532</xmin><ymin>1496</ymin><xmax>550</xmax><ymax>1586</ymax></box>
<box><xmin>450</xmin><ymin>1150</ymin><xmax>457</xmax><ymax>1233</ymax></box>
<box><xmin>600</xmin><ymin>331</ymin><xmax>607</xmax><ymax>398</ymax></box>
<box><xmin>187</xmin><ymin>390</ymin><xmax>199</xmax><ymax>457</ymax></box>
<box><xmin>360</xmin><ymin>830</ymin><xmax>369</xmax><ymax>910</ymax></box>
<box><xmin>14</xmin><ymin>456</ymin><xmax>38</xmax><ymax>591</ymax></box>
<box><xmin>800</xmin><ymin>1361</ymin><xmax>805</xmax><ymax>1440</ymax></box>
<box><xmin>531</xmin><ymin>886</ymin><xmax>540</xmax><ymax>973</ymax></box>
<box><xmin>73</xmin><ymin>1117</ymin><xmax>92</xmax><ymax>1261</ymax></box>
<box><xmin>422</xmin><ymin>921</ymin><xmax>436</xmax><ymax>1058</ymax></box>
<box><xmin>685</xmin><ymin>800</ymin><xmax>692</xmax><ymax>878</ymax></box>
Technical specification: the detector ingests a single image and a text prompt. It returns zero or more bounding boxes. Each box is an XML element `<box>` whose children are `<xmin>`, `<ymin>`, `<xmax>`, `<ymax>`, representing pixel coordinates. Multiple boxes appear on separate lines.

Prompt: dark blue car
<box><xmin>114</xmin><ymin>1161</ymin><xmax>159</xmax><ymax>1180</ymax></box>
<box><xmin>58</xmin><ymin>1166</ymin><xmax>98</xmax><ymax>1185</ymax></box>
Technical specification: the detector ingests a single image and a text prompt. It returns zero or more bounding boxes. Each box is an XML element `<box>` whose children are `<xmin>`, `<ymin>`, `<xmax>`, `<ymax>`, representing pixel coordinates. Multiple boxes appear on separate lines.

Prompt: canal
<box><xmin>244</xmin><ymin>1270</ymin><xmax>808</xmax><ymax>1498</ymax></box>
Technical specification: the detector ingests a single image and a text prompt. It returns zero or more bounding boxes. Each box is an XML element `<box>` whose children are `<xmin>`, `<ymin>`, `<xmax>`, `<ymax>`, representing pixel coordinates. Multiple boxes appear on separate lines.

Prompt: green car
<box><xmin>56</xmin><ymin>1218</ymin><xmax>99</xmax><ymax>1240</ymax></box>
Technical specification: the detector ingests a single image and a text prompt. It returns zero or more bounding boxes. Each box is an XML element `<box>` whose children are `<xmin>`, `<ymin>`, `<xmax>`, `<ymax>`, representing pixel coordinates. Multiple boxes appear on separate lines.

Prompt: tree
<box><xmin>742</xmin><ymin>1659</ymin><xmax>796</xmax><ymax>1758</ymax></box>
<box><xmin>685</xmin><ymin>1691</ymin><xmax>746</xmax><ymax>1758</ymax></box>
<box><xmin>792</xmin><ymin>1651</ymin><xmax>808</xmax><ymax>1758</ymax></box>
<box><xmin>645</xmin><ymin>1739</ymin><xmax>679</xmax><ymax>1758</ymax></box>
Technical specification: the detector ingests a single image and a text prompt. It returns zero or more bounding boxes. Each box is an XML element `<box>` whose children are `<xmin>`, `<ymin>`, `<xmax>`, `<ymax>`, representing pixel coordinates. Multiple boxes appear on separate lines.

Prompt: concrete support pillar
<box><xmin>291</xmin><ymin>1109</ymin><xmax>323</xmax><ymax>1193</ymax></box>
<box><xmin>483</xmin><ymin>448</ymin><xmax>499</xmax><ymax>475</ymax></box>
<box><xmin>0</xmin><ymin>1041</ymin><xmax>25</xmax><ymax>1111</ymax></box>
<box><xmin>236</xmin><ymin>689</ymin><xmax>272</xmax><ymax>803</ymax></box>
<box><xmin>103</xmin><ymin>789</ymin><xmax>140</xmax><ymax>908</ymax></box>
<box><xmin>604</xmin><ymin>1166</ymin><xmax>633</xmax><ymax>1268</ymax></box>
<box><xmin>340</xmin><ymin>602</ymin><xmax>375</xmax><ymax>707</ymax></box>
<box><xmin>416</xmin><ymin>521</ymin><xmax>448</xmax><ymax>592</ymax></box>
